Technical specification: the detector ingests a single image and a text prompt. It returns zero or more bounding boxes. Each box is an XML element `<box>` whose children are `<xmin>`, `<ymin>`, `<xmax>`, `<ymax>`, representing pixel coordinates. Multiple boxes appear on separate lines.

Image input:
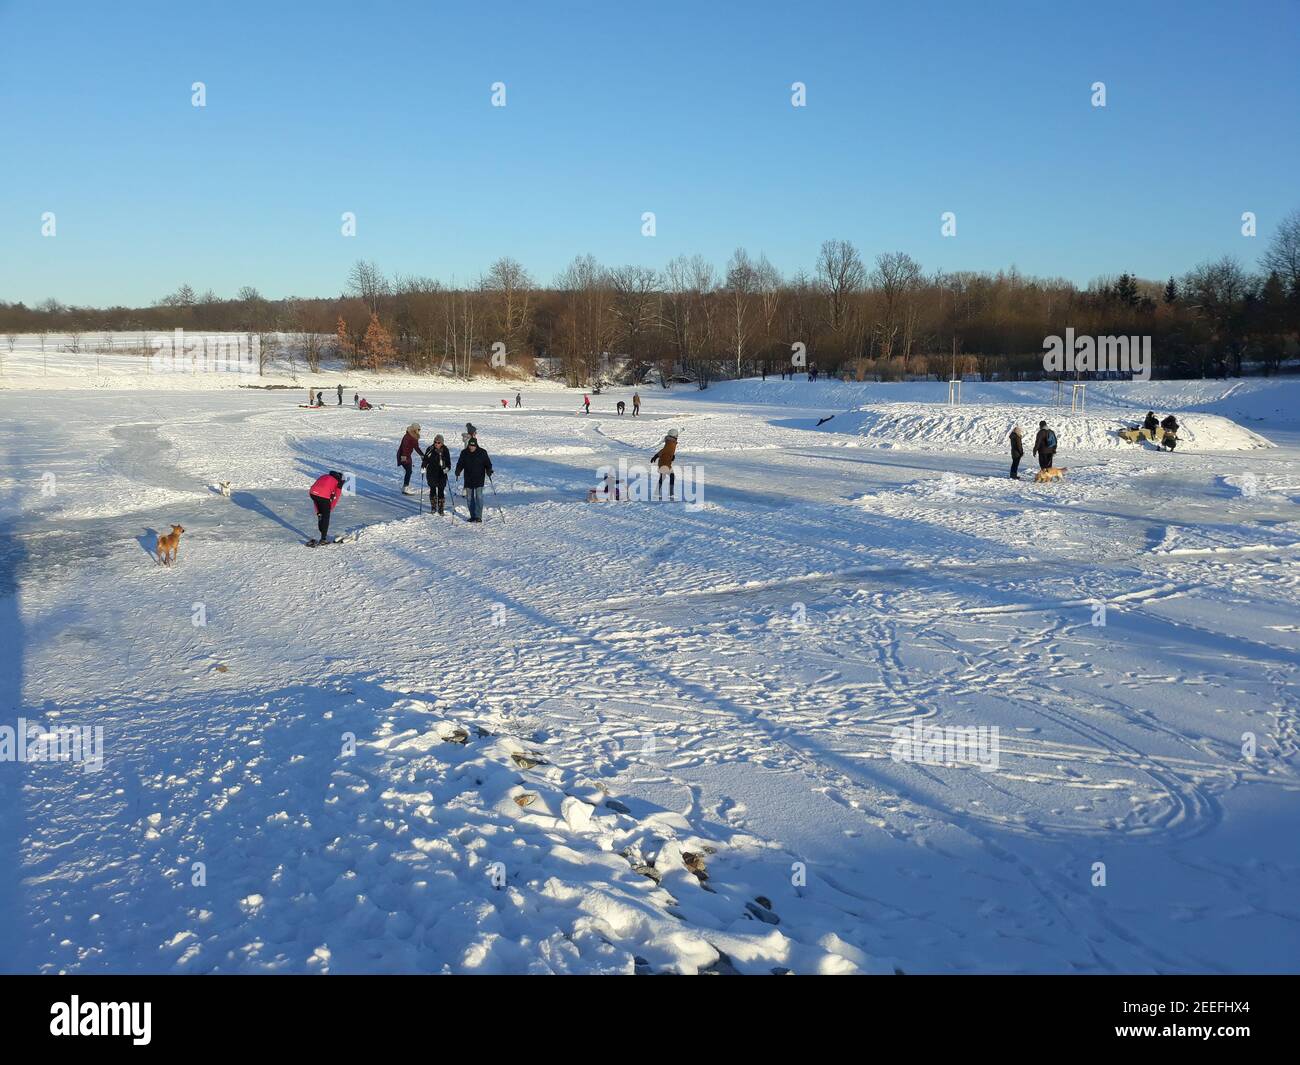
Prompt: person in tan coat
<box><xmin>650</xmin><ymin>429</ymin><xmax>679</xmax><ymax>499</ymax></box>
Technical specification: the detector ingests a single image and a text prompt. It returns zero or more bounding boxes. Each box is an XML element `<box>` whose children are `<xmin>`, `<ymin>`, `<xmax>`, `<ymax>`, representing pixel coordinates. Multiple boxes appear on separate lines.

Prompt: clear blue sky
<box><xmin>1</xmin><ymin>0</ymin><xmax>1297</xmax><ymax>306</ymax></box>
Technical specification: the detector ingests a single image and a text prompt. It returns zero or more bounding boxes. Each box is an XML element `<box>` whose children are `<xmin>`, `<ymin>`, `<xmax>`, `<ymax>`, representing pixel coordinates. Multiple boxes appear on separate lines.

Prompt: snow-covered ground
<box><xmin>0</xmin><ymin>377</ymin><xmax>1297</xmax><ymax>974</ymax></box>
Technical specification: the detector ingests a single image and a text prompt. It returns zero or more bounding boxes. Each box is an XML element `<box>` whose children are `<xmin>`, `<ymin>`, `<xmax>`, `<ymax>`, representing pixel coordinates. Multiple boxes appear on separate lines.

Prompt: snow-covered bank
<box><xmin>1</xmin><ymin>387</ymin><xmax>1298</xmax><ymax>974</ymax></box>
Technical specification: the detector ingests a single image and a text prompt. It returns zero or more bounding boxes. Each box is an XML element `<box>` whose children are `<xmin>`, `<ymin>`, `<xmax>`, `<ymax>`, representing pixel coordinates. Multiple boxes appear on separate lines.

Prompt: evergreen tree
<box><xmin>1163</xmin><ymin>276</ymin><xmax>1178</xmax><ymax>304</ymax></box>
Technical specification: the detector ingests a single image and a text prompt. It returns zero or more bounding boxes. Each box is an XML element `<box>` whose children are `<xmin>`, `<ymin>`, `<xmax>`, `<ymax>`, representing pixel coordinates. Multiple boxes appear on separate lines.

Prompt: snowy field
<box><xmin>1</xmin><ymin>376</ymin><xmax>1298</xmax><ymax>974</ymax></box>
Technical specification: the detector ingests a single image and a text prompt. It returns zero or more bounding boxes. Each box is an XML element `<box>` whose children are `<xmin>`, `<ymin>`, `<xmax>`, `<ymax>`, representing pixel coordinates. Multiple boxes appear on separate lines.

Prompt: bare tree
<box><xmin>484</xmin><ymin>257</ymin><xmax>535</xmax><ymax>366</ymax></box>
<box><xmin>609</xmin><ymin>264</ymin><xmax>659</xmax><ymax>373</ymax></box>
<box><xmin>816</xmin><ymin>239</ymin><xmax>866</xmax><ymax>337</ymax></box>
<box><xmin>347</xmin><ymin>260</ymin><xmax>386</xmax><ymax>315</ymax></box>
<box><xmin>723</xmin><ymin>248</ymin><xmax>759</xmax><ymax>378</ymax></box>
<box><xmin>1261</xmin><ymin>209</ymin><xmax>1300</xmax><ymax>292</ymax></box>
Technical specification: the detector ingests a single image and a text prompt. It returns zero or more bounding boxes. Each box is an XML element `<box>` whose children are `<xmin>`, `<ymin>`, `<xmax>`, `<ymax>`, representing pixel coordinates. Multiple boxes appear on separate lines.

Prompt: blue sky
<box><xmin>1</xmin><ymin>0</ymin><xmax>1297</xmax><ymax>306</ymax></box>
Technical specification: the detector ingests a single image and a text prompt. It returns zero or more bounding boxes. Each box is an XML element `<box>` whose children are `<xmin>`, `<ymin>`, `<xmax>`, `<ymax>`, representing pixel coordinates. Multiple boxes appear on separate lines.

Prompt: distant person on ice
<box><xmin>462</xmin><ymin>422</ymin><xmax>477</xmax><ymax>445</ymax></box>
<box><xmin>397</xmin><ymin>423</ymin><xmax>424</xmax><ymax>494</ymax></box>
<box><xmin>455</xmin><ymin>436</ymin><xmax>494</xmax><ymax>522</ymax></box>
<box><xmin>515</xmin><ymin>392</ymin><xmax>522</xmax><ymax>408</ymax></box>
<box><xmin>1032</xmin><ymin>420</ymin><xmax>1057</xmax><ymax>470</ymax></box>
<box><xmin>308</xmin><ymin>470</ymin><xmax>346</xmax><ymax>544</ymax></box>
<box><xmin>1143</xmin><ymin>410</ymin><xmax>1159</xmax><ymax>436</ymax></box>
<box><xmin>422</xmin><ymin>433</ymin><xmax>451</xmax><ymax>515</ymax></box>
<box><xmin>337</xmin><ymin>384</ymin><xmax>343</xmax><ymax>406</ymax></box>
<box><xmin>617</xmin><ymin>400</ymin><xmax>626</xmax><ymax>415</ymax></box>
<box><xmin>651</xmin><ymin>429</ymin><xmax>679</xmax><ymax>500</ymax></box>
<box><xmin>632</xmin><ymin>391</ymin><xmax>641</xmax><ymax>416</ymax></box>
<box><xmin>583</xmin><ymin>394</ymin><xmax>591</xmax><ymax>414</ymax></box>
<box><xmin>1009</xmin><ymin>425</ymin><xmax>1024</xmax><ymax>479</ymax></box>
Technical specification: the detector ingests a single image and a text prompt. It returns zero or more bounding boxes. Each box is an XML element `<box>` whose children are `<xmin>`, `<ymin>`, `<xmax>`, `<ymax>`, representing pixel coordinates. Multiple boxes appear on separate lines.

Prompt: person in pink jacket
<box><xmin>308</xmin><ymin>470</ymin><xmax>346</xmax><ymax>544</ymax></box>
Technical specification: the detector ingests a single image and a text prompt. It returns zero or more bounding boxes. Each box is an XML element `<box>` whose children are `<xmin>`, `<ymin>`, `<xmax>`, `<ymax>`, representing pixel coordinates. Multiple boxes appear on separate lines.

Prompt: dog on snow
<box><xmin>155</xmin><ymin>524</ymin><xmax>185</xmax><ymax>566</ymax></box>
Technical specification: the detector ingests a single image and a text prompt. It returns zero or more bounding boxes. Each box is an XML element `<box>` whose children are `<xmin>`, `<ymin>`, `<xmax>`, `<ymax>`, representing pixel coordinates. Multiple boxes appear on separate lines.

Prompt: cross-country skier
<box><xmin>398</xmin><ymin>423</ymin><xmax>424</xmax><ymax>494</ymax></box>
<box><xmin>454</xmin><ymin>436</ymin><xmax>494</xmax><ymax>522</ymax></box>
<box><xmin>1009</xmin><ymin>425</ymin><xmax>1024</xmax><ymax>479</ymax></box>
<box><xmin>422</xmin><ymin>433</ymin><xmax>451</xmax><ymax>514</ymax></box>
<box><xmin>1032</xmin><ymin>420</ymin><xmax>1056</xmax><ymax>471</ymax></box>
<box><xmin>308</xmin><ymin>470</ymin><xmax>346</xmax><ymax>544</ymax></box>
<box><xmin>651</xmin><ymin>429</ymin><xmax>679</xmax><ymax>500</ymax></box>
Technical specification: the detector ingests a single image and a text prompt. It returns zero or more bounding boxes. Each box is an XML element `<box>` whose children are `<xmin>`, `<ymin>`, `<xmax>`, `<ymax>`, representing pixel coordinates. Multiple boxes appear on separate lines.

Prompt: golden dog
<box><xmin>156</xmin><ymin>524</ymin><xmax>185</xmax><ymax>566</ymax></box>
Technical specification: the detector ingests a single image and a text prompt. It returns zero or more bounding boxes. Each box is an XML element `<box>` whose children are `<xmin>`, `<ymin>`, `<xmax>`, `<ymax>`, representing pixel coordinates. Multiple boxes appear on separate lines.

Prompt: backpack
<box><xmin>1045</xmin><ymin>430</ymin><xmax>1057</xmax><ymax>450</ymax></box>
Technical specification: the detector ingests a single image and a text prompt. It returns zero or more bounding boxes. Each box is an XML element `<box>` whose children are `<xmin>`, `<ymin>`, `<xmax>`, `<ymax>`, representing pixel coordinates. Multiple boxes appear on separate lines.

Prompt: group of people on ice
<box><xmin>1120</xmin><ymin>410</ymin><xmax>1180</xmax><ymax>450</ymax></box>
<box><xmin>1007</xmin><ymin>421</ymin><xmax>1060</xmax><ymax>479</ymax></box>
<box><xmin>399</xmin><ymin>422</ymin><xmax>495</xmax><ymax>520</ymax></box>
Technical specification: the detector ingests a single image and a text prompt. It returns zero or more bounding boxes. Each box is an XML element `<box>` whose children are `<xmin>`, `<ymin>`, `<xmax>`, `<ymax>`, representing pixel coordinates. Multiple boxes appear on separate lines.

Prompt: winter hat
<box><xmin>328</xmin><ymin>470</ymin><xmax>345</xmax><ymax>482</ymax></box>
<box><xmin>1039</xmin><ymin>420</ymin><xmax>1047</xmax><ymax>428</ymax></box>
<box><xmin>665</xmin><ymin>429</ymin><xmax>679</xmax><ymax>440</ymax></box>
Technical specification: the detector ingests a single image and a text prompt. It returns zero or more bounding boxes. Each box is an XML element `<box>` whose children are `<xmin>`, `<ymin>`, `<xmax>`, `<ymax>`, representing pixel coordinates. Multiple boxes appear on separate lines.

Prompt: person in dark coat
<box><xmin>422</xmin><ymin>434</ymin><xmax>452</xmax><ymax>514</ymax></box>
<box><xmin>397</xmin><ymin>423</ymin><xmax>424</xmax><ymax>494</ymax></box>
<box><xmin>1009</xmin><ymin>425</ymin><xmax>1024</xmax><ymax>479</ymax></box>
<box><xmin>1142</xmin><ymin>411</ymin><xmax>1159</xmax><ymax>434</ymax></box>
<box><xmin>454</xmin><ymin>438</ymin><xmax>494</xmax><ymax>522</ymax></box>
<box><xmin>1160</xmin><ymin>414</ymin><xmax>1179</xmax><ymax>451</ymax></box>
<box><xmin>337</xmin><ymin>384</ymin><xmax>344</xmax><ymax>406</ymax></box>
<box><xmin>1032</xmin><ymin>420</ymin><xmax>1056</xmax><ymax>470</ymax></box>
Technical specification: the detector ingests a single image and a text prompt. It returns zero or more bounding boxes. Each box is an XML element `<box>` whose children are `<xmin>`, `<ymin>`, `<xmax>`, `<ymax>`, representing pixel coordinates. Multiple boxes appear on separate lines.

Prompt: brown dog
<box><xmin>1034</xmin><ymin>467</ymin><xmax>1067</xmax><ymax>483</ymax></box>
<box><xmin>156</xmin><ymin>524</ymin><xmax>185</xmax><ymax>566</ymax></box>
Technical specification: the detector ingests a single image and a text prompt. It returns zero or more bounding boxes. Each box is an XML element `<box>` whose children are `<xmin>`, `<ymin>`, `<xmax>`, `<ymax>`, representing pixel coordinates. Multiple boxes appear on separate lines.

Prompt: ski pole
<box><xmin>488</xmin><ymin>474</ymin><xmax>505</xmax><ymax>524</ymax></box>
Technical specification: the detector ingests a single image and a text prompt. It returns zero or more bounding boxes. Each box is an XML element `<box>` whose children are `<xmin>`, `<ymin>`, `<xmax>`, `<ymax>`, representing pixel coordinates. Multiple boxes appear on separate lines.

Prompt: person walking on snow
<box><xmin>1009</xmin><ymin>425</ymin><xmax>1024</xmax><ymax>479</ymax></box>
<box><xmin>583</xmin><ymin>394</ymin><xmax>591</xmax><ymax>414</ymax></box>
<box><xmin>422</xmin><ymin>433</ymin><xmax>451</xmax><ymax>515</ymax></box>
<box><xmin>632</xmin><ymin>391</ymin><xmax>641</xmax><ymax>416</ymax></box>
<box><xmin>337</xmin><ymin>384</ymin><xmax>343</xmax><ymax>406</ymax></box>
<box><xmin>515</xmin><ymin>392</ymin><xmax>522</xmax><ymax>408</ymax></box>
<box><xmin>398</xmin><ymin>423</ymin><xmax>424</xmax><ymax>494</ymax></box>
<box><xmin>651</xmin><ymin>429</ymin><xmax>679</xmax><ymax>500</ymax></box>
<box><xmin>307</xmin><ymin>470</ymin><xmax>346</xmax><ymax>544</ymax></box>
<box><xmin>1032</xmin><ymin>420</ymin><xmax>1057</xmax><ymax>471</ymax></box>
<box><xmin>454</xmin><ymin>437</ymin><xmax>494</xmax><ymax>522</ymax></box>
<box><xmin>462</xmin><ymin>421</ymin><xmax>478</xmax><ymax>445</ymax></box>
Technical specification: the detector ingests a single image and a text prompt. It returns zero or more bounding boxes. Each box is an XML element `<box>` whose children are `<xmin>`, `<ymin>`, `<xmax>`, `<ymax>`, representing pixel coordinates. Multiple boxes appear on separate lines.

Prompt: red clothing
<box><xmin>397</xmin><ymin>431</ymin><xmax>423</xmax><ymax>463</ymax></box>
<box><xmin>309</xmin><ymin>473</ymin><xmax>343</xmax><ymax>508</ymax></box>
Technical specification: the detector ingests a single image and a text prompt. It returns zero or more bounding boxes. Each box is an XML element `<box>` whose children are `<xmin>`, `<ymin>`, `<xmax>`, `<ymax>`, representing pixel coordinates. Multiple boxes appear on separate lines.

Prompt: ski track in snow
<box><xmin>0</xmin><ymin>381</ymin><xmax>1298</xmax><ymax>974</ymax></box>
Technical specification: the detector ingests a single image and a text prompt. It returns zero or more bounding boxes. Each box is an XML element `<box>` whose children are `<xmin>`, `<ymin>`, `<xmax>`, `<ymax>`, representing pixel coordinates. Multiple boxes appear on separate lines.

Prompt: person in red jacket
<box><xmin>397</xmin><ymin>423</ymin><xmax>424</xmax><ymax>495</ymax></box>
<box><xmin>308</xmin><ymin>470</ymin><xmax>346</xmax><ymax>544</ymax></box>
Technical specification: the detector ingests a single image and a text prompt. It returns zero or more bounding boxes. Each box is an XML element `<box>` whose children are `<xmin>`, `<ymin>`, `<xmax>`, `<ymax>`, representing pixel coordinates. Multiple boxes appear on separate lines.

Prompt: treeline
<box><xmin>4</xmin><ymin>211</ymin><xmax>1298</xmax><ymax>384</ymax></box>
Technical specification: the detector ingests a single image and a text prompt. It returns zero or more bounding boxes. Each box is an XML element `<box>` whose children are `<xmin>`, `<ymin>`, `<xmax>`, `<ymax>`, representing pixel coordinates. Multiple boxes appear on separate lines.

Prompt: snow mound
<box><xmin>817</xmin><ymin>403</ymin><xmax>1273</xmax><ymax>452</ymax></box>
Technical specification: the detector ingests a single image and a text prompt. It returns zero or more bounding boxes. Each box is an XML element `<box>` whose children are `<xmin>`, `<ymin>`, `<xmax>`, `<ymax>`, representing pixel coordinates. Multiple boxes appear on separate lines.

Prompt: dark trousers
<box><xmin>428</xmin><ymin>474</ymin><xmax>446</xmax><ymax>503</ymax></box>
<box><xmin>1038</xmin><ymin>450</ymin><xmax>1054</xmax><ymax>470</ymax></box>
<box><xmin>311</xmin><ymin>494</ymin><xmax>332</xmax><ymax>539</ymax></box>
<box><xmin>1010</xmin><ymin>452</ymin><xmax>1022</xmax><ymax>478</ymax></box>
<box><xmin>400</xmin><ymin>460</ymin><xmax>413</xmax><ymax>487</ymax></box>
<box><xmin>657</xmin><ymin>467</ymin><xmax>675</xmax><ymax>498</ymax></box>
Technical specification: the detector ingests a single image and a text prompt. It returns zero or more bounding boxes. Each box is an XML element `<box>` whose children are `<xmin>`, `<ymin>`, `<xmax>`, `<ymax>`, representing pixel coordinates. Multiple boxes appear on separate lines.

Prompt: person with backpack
<box><xmin>397</xmin><ymin>423</ymin><xmax>424</xmax><ymax>495</ymax></box>
<box><xmin>650</xmin><ymin>429</ymin><xmax>679</xmax><ymax>500</ymax></box>
<box><xmin>1032</xmin><ymin>420</ymin><xmax>1057</xmax><ymax>470</ymax></box>
<box><xmin>1009</xmin><ymin>425</ymin><xmax>1024</xmax><ymax>479</ymax></box>
<box><xmin>422</xmin><ymin>433</ymin><xmax>452</xmax><ymax>514</ymax></box>
<box><xmin>454</xmin><ymin>436</ymin><xmax>494</xmax><ymax>522</ymax></box>
<box><xmin>307</xmin><ymin>470</ymin><xmax>346</xmax><ymax>545</ymax></box>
